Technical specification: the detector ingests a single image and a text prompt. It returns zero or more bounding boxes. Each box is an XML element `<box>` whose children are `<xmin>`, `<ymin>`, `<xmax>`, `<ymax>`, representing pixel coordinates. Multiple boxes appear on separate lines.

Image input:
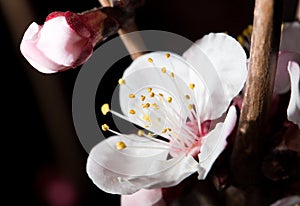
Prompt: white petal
<box><xmin>270</xmin><ymin>195</ymin><xmax>300</xmax><ymax>206</ymax></box>
<box><xmin>183</xmin><ymin>33</ymin><xmax>247</xmax><ymax>120</ymax></box>
<box><xmin>287</xmin><ymin>61</ymin><xmax>300</xmax><ymax>128</ymax></box>
<box><xmin>119</xmin><ymin>52</ymin><xmax>208</xmax><ymax>133</ymax></box>
<box><xmin>86</xmin><ymin>135</ymin><xmax>198</xmax><ymax>194</ymax></box>
<box><xmin>280</xmin><ymin>21</ymin><xmax>300</xmax><ymax>53</ymax></box>
<box><xmin>121</xmin><ymin>189</ymin><xmax>166</xmax><ymax>206</ymax></box>
<box><xmin>197</xmin><ymin>106</ymin><xmax>237</xmax><ymax>179</ymax></box>
<box><xmin>274</xmin><ymin>52</ymin><xmax>300</xmax><ymax>94</ymax></box>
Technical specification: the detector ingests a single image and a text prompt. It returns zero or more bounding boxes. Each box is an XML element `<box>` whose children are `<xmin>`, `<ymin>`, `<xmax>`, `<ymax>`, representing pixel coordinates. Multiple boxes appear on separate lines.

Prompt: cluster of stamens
<box><xmin>100</xmin><ymin>53</ymin><xmax>204</xmax><ymax>155</ymax></box>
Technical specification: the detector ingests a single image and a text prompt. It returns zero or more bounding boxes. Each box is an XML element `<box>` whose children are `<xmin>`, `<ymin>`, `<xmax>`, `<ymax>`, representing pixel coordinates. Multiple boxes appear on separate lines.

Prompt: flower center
<box><xmin>100</xmin><ymin>53</ymin><xmax>207</xmax><ymax>157</ymax></box>
<box><xmin>127</xmin><ymin>85</ymin><xmax>182</xmax><ymax>136</ymax></box>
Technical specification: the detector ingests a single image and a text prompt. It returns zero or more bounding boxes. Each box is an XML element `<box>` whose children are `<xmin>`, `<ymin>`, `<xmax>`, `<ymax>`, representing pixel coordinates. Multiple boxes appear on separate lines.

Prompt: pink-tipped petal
<box><xmin>198</xmin><ymin>106</ymin><xmax>237</xmax><ymax>179</ymax></box>
<box><xmin>121</xmin><ymin>189</ymin><xmax>166</xmax><ymax>206</ymax></box>
<box><xmin>20</xmin><ymin>22</ymin><xmax>67</xmax><ymax>73</ymax></box>
<box><xmin>19</xmin><ymin>9</ymin><xmax>116</xmax><ymax>74</ymax></box>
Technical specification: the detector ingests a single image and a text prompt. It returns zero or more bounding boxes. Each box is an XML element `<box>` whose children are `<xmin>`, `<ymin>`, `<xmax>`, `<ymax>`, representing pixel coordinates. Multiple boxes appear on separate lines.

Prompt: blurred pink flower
<box><xmin>20</xmin><ymin>9</ymin><xmax>118</xmax><ymax>74</ymax></box>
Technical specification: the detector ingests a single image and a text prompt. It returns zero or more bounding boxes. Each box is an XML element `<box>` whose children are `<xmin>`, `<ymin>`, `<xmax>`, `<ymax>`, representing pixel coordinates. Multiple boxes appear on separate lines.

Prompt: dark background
<box><xmin>1</xmin><ymin>0</ymin><xmax>298</xmax><ymax>205</ymax></box>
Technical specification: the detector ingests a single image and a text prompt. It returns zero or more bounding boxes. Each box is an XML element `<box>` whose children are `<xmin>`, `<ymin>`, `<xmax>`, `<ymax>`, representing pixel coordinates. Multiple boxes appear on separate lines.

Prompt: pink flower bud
<box><xmin>20</xmin><ymin>10</ymin><xmax>118</xmax><ymax>74</ymax></box>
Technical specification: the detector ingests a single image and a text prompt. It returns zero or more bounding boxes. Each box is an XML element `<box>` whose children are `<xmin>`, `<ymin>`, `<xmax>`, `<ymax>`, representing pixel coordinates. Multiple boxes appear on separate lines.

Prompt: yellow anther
<box><xmin>148</xmin><ymin>132</ymin><xmax>153</xmax><ymax>137</ymax></box>
<box><xmin>137</xmin><ymin>130</ymin><xmax>144</xmax><ymax>136</ymax></box>
<box><xmin>148</xmin><ymin>58</ymin><xmax>153</xmax><ymax>63</ymax></box>
<box><xmin>118</xmin><ymin>78</ymin><xmax>126</xmax><ymax>85</ymax></box>
<box><xmin>165</xmin><ymin>53</ymin><xmax>171</xmax><ymax>58</ymax></box>
<box><xmin>162</xmin><ymin>128</ymin><xmax>168</xmax><ymax>133</ymax></box>
<box><xmin>167</xmin><ymin>97</ymin><xmax>173</xmax><ymax>103</ymax></box>
<box><xmin>149</xmin><ymin>92</ymin><xmax>155</xmax><ymax>98</ymax></box>
<box><xmin>189</xmin><ymin>83</ymin><xmax>195</xmax><ymax>90</ymax></box>
<box><xmin>152</xmin><ymin>103</ymin><xmax>158</xmax><ymax>109</ymax></box>
<box><xmin>129</xmin><ymin>109</ymin><xmax>136</xmax><ymax>115</ymax></box>
<box><xmin>141</xmin><ymin>95</ymin><xmax>146</xmax><ymax>101</ymax></box>
<box><xmin>101</xmin><ymin>124</ymin><xmax>109</xmax><ymax>131</ymax></box>
<box><xmin>129</xmin><ymin>94</ymin><xmax>135</xmax><ymax>98</ymax></box>
<box><xmin>147</xmin><ymin>87</ymin><xmax>152</xmax><ymax>93</ymax></box>
<box><xmin>101</xmin><ymin>104</ymin><xmax>110</xmax><ymax>115</ymax></box>
<box><xmin>170</xmin><ymin>72</ymin><xmax>175</xmax><ymax>78</ymax></box>
<box><xmin>237</xmin><ymin>35</ymin><xmax>244</xmax><ymax>45</ymax></box>
<box><xmin>247</xmin><ymin>25</ymin><xmax>253</xmax><ymax>33</ymax></box>
<box><xmin>161</xmin><ymin>67</ymin><xmax>167</xmax><ymax>73</ymax></box>
<box><xmin>143</xmin><ymin>114</ymin><xmax>150</xmax><ymax>122</ymax></box>
<box><xmin>242</xmin><ymin>28</ymin><xmax>248</xmax><ymax>36</ymax></box>
<box><xmin>116</xmin><ymin>141</ymin><xmax>127</xmax><ymax>150</ymax></box>
<box><xmin>188</xmin><ymin>104</ymin><xmax>193</xmax><ymax>110</ymax></box>
<box><xmin>185</xmin><ymin>94</ymin><xmax>190</xmax><ymax>100</ymax></box>
<box><xmin>159</xmin><ymin>93</ymin><xmax>164</xmax><ymax>97</ymax></box>
<box><xmin>142</xmin><ymin>103</ymin><xmax>150</xmax><ymax>108</ymax></box>
<box><xmin>167</xmin><ymin>128</ymin><xmax>172</xmax><ymax>132</ymax></box>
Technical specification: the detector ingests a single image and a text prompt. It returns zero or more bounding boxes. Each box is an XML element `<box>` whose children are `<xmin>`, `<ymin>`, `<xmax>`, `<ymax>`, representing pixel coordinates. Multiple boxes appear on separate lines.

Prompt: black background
<box><xmin>2</xmin><ymin>0</ymin><xmax>298</xmax><ymax>205</ymax></box>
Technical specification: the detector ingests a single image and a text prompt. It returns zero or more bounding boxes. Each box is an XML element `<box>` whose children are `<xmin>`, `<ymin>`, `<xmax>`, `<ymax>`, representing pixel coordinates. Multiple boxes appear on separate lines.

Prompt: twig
<box><xmin>98</xmin><ymin>0</ymin><xmax>146</xmax><ymax>60</ymax></box>
<box><xmin>230</xmin><ymin>0</ymin><xmax>283</xmax><ymax>205</ymax></box>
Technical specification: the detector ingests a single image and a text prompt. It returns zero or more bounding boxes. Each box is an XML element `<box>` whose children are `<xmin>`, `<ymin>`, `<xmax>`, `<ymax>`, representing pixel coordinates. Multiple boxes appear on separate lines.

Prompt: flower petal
<box><xmin>274</xmin><ymin>52</ymin><xmax>300</xmax><ymax>94</ymax></box>
<box><xmin>20</xmin><ymin>22</ymin><xmax>67</xmax><ymax>73</ymax></box>
<box><xmin>86</xmin><ymin>135</ymin><xmax>198</xmax><ymax>194</ymax></box>
<box><xmin>183</xmin><ymin>33</ymin><xmax>247</xmax><ymax>120</ymax></box>
<box><xmin>121</xmin><ymin>189</ymin><xmax>166</xmax><ymax>206</ymax></box>
<box><xmin>280</xmin><ymin>21</ymin><xmax>300</xmax><ymax>53</ymax></box>
<box><xmin>197</xmin><ymin>106</ymin><xmax>237</xmax><ymax>179</ymax></box>
<box><xmin>119</xmin><ymin>52</ymin><xmax>208</xmax><ymax>134</ymax></box>
<box><xmin>270</xmin><ymin>195</ymin><xmax>300</xmax><ymax>206</ymax></box>
<box><xmin>36</xmin><ymin>16</ymin><xmax>89</xmax><ymax>66</ymax></box>
<box><xmin>287</xmin><ymin>61</ymin><xmax>300</xmax><ymax>128</ymax></box>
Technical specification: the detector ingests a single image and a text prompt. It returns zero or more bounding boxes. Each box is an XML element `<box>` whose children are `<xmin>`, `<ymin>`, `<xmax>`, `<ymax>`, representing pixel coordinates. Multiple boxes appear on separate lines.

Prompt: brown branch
<box><xmin>98</xmin><ymin>0</ymin><xmax>146</xmax><ymax>60</ymax></box>
<box><xmin>230</xmin><ymin>0</ymin><xmax>283</xmax><ymax>205</ymax></box>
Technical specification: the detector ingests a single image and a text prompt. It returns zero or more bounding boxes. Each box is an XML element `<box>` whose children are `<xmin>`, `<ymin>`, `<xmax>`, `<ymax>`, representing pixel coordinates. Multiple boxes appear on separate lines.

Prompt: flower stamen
<box><xmin>189</xmin><ymin>83</ymin><xmax>195</xmax><ymax>90</ymax></box>
<box><xmin>118</xmin><ymin>78</ymin><xmax>126</xmax><ymax>85</ymax></box>
<box><xmin>116</xmin><ymin>141</ymin><xmax>127</xmax><ymax>150</ymax></box>
<box><xmin>129</xmin><ymin>93</ymin><xmax>135</xmax><ymax>98</ymax></box>
<box><xmin>101</xmin><ymin>103</ymin><xmax>110</xmax><ymax>115</ymax></box>
<box><xmin>129</xmin><ymin>109</ymin><xmax>136</xmax><ymax>114</ymax></box>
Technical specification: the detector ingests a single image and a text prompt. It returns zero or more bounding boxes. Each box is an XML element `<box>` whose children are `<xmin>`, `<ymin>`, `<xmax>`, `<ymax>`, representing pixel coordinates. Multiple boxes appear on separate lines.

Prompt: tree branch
<box><xmin>230</xmin><ymin>0</ymin><xmax>283</xmax><ymax>205</ymax></box>
<box><xmin>98</xmin><ymin>0</ymin><xmax>146</xmax><ymax>60</ymax></box>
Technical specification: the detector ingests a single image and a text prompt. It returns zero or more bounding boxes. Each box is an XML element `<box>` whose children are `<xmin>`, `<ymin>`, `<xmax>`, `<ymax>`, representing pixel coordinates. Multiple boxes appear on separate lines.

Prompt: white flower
<box><xmin>86</xmin><ymin>33</ymin><xmax>248</xmax><ymax>195</ymax></box>
<box><xmin>274</xmin><ymin>21</ymin><xmax>300</xmax><ymax>127</ymax></box>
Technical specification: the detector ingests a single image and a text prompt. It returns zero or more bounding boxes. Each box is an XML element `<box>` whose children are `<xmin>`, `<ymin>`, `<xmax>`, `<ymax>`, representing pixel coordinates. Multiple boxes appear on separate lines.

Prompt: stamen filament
<box><xmin>109</xmin><ymin>109</ymin><xmax>150</xmax><ymax>131</ymax></box>
<box><xmin>126</xmin><ymin>145</ymin><xmax>170</xmax><ymax>150</ymax></box>
<box><xmin>162</xmin><ymin>55</ymin><xmax>197</xmax><ymax>122</ymax></box>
